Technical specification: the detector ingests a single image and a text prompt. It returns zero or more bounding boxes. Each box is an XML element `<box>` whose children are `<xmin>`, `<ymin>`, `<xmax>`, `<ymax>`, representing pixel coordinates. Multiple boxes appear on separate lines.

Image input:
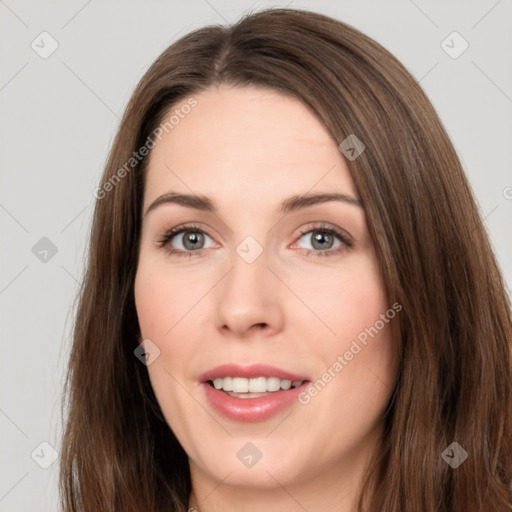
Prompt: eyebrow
<box><xmin>144</xmin><ymin>191</ymin><xmax>362</xmax><ymax>217</ymax></box>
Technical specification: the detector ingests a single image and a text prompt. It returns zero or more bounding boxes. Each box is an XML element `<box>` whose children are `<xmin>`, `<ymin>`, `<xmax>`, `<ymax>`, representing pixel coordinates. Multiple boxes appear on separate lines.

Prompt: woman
<box><xmin>59</xmin><ymin>7</ymin><xmax>512</xmax><ymax>512</ymax></box>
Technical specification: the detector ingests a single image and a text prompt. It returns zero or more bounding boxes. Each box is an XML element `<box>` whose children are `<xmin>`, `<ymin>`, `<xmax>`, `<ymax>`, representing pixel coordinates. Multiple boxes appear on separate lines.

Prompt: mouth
<box><xmin>200</xmin><ymin>364</ymin><xmax>310</xmax><ymax>422</ymax></box>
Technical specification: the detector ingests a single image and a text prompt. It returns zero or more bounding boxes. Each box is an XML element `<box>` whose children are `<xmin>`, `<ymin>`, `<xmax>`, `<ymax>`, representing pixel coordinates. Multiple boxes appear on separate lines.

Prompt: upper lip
<box><xmin>199</xmin><ymin>364</ymin><xmax>310</xmax><ymax>383</ymax></box>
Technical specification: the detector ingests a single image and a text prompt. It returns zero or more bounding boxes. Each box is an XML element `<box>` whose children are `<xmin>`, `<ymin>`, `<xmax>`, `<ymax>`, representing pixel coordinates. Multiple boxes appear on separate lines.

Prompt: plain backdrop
<box><xmin>1</xmin><ymin>1</ymin><xmax>511</xmax><ymax>510</ymax></box>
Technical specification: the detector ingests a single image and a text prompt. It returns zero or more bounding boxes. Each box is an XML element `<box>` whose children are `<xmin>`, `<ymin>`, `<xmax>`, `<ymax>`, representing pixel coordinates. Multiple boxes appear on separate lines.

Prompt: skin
<box><xmin>134</xmin><ymin>84</ymin><xmax>399</xmax><ymax>512</ymax></box>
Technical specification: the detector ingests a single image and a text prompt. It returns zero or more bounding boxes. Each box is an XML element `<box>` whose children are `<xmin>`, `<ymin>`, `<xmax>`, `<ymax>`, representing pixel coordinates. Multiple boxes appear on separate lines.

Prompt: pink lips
<box><xmin>199</xmin><ymin>363</ymin><xmax>310</xmax><ymax>423</ymax></box>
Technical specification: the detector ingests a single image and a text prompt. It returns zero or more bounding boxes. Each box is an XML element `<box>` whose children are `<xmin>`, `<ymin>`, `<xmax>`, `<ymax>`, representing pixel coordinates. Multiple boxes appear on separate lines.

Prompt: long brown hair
<box><xmin>59</xmin><ymin>7</ymin><xmax>512</xmax><ymax>511</ymax></box>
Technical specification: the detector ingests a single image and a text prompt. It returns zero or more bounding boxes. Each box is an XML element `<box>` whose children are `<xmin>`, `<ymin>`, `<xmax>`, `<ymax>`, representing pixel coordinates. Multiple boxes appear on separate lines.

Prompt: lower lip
<box><xmin>202</xmin><ymin>382</ymin><xmax>307</xmax><ymax>422</ymax></box>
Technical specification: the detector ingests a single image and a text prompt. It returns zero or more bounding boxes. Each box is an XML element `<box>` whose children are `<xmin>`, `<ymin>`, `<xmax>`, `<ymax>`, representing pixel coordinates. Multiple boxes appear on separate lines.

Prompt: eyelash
<box><xmin>156</xmin><ymin>223</ymin><xmax>352</xmax><ymax>259</ymax></box>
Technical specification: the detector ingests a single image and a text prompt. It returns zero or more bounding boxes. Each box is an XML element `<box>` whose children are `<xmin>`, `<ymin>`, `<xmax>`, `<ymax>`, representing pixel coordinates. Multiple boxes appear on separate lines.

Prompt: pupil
<box><xmin>183</xmin><ymin>231</ymin><xmax>204</xmax><ymax>250</ymax></box>
<box><xmin>312</xmin><ymin>231</ymin><xmax>333</xmax><ymax>250</ymax></box>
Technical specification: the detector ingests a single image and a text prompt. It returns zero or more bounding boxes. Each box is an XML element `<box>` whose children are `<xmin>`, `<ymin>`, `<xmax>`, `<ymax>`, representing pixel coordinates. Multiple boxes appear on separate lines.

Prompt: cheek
<box><xmin>134</xmin><ymin>262</ymin><xmax>201</xmax><ymax>446</ymax></box>
<box><xmin>134</xmin><ymin>255</ymin><xmax>210</xmax><ymax>392</ymax></box>
<box><xmin>294</xmin><ymin>250</ymin><xmax>397</xmax><ymax>411</ymax></box>
<box><xmin>134</xmin><ymin>254</ymin><xmax>198</xmax><ymax>340</ymax></box>
<box><xmin>332</xmin><ymin>258</ymin><xmax>396</xmax><ymax>392</ymax></box>
<box><xmin>291</xmin><ymin>251</ymin><xmax>389</xmax><ymax>347</ymax></box>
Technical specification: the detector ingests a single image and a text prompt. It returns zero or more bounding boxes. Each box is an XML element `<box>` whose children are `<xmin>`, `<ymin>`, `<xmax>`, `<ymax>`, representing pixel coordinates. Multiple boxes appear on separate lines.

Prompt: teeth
<box><xmin>281</xmin><ymin>379</ymin><xmax>292</xmax><ymax>390</ymax></box>
<box><xmin>211</xmin><ymin>376</ymin><xmax>304</xmax><ymax>393</ymax></box>
<box><xmin>266</xmin><ymin>377</ymin><xmax>281</xmax><ymax>392</ymax></box>
<box><xmin>232</xmin><ymin>377</ymin><xmax>249</xmax><ymax>393</ymax></box>
<box><xmin>248</xmin><ymin>377</ymin><xmax>266</xmax><ymax>393</ymax></box>
<box><xmin>223</xmin><ymin>376</ymin><xmax>233</xmax><ymax>391</ymax></box>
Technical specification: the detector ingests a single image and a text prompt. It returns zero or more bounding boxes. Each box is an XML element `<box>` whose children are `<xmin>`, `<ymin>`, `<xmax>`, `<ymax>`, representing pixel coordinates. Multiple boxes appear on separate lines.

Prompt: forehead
<box><xmin>144</xmin><ymin>84</ymin><xmax>357</xmax><ymax>206</ymax></box>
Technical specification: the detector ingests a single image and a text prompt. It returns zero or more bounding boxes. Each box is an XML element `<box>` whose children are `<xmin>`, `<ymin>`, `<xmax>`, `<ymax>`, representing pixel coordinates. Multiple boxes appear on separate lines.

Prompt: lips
<box><xmin>199</xmin><ymin>364</ymin><xmax>311</xmax><ymax>422</ymax></box>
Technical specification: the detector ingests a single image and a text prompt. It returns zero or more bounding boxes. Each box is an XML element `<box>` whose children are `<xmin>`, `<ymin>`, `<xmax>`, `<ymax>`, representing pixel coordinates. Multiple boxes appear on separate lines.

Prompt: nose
<box><xmin>214</xmin><ymin>246</ymin><xmax>285</xmax><ymax>339</ymax></box>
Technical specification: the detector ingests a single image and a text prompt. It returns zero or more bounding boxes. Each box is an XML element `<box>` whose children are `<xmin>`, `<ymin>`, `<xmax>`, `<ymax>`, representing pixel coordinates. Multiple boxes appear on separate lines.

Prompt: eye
<box><xmin>294</xmin><ymin>224</ymin><xmax>352</xmax><ymax>258</ymax></box>
<box><xmin>157</xmin><ymin>224</ymin><xmax>215</xmax><ymax>257</ymax></box>
<box><xmin>157</xmin><ymin>222</ymin><xmax>352</xmax><ymax>259</ymax></box>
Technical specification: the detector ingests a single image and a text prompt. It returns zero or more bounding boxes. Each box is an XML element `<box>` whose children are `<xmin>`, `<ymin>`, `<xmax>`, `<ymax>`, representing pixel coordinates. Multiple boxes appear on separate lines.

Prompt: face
<box><xmin>134</xmin><ymin>84</ymin><xmax>399</xmax><ymax>500</ymax></box>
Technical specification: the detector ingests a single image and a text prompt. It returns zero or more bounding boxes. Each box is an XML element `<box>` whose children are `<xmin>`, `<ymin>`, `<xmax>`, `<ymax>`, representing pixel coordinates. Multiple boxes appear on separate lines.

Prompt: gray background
<box><xmin>1</xmin><ymin>0</ymin><xmax>511</xmax><ymax>510</ymax></box>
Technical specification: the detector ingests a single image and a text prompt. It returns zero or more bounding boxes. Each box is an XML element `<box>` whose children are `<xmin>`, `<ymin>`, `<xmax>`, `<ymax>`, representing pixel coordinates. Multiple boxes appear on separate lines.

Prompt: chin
<box><xmin>191</xmin><ymin>441</ymin><xmax>308</xmax><ymax>489</ymax></box>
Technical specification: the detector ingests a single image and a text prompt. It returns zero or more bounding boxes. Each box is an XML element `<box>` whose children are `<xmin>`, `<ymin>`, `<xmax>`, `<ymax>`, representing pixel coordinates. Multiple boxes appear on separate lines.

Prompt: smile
<box><xmin>200</xmin><ymin>364</ymin><xmax>310</xmax><ymax>422</ymax></box>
